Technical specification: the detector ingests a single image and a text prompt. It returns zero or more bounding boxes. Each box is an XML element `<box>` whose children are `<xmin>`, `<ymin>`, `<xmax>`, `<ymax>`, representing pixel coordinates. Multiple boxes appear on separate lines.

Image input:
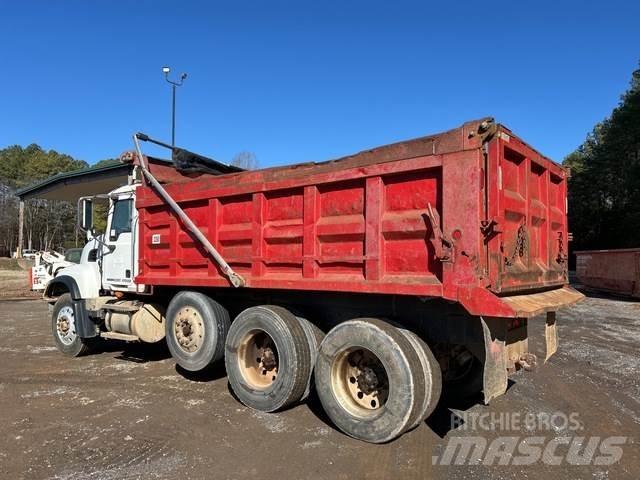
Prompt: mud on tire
<box><xmin>225</xmin><ymin>306</ymin><xmax>312</xmax><ymax>412</ymax></box>
<box><xmin>51</xmin><ymin>293</ymin><xmax>93</xmax><ymax>357</ymax></box>
<box><xmin>314</xmin><ymin>318</ymin><xmax>425</xmax><ymax>443</ymax></box>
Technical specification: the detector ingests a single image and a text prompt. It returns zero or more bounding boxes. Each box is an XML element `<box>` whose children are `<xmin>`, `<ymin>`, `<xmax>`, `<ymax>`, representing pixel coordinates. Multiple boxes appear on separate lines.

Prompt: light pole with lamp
<box><xmin>162</xmin><ymin>66</ymin><xmax>187</xmax><ymax>147</ymax></box>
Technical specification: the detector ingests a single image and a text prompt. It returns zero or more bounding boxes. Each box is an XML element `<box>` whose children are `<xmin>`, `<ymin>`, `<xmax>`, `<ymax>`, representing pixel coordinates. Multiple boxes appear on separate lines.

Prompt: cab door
<box><xmin>102</xmin><ymin>196</ymin><xmax>135</xmax><ymax>291</ymax></box>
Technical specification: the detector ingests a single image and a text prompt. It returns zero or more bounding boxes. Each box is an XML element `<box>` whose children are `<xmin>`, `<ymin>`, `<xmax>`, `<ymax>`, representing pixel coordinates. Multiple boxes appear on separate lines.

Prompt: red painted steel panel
<box><xmin>575</xmin><ymin>249</ymin><xmax>640</xmax><ymax>298</ymax></box>
<box><xmin>486</xmin><ymin>128</ymin><xmax>568</xmax><ymax>293</ymax></box>
<box><xmin>135</xmin><ymin>118</ymin><xmax>573</xmax><ymax>316</ymax></box>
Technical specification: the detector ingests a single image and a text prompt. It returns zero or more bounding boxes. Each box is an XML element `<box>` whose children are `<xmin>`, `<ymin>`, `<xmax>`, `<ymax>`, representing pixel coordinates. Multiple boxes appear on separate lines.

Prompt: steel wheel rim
<box><xmin>237</xmin><ymin>330</ymin><xmax>279</xmax><ymax>390</ymax></box>
<box><xmin>56</xmin><ymin>306</ymin><xmax>77</xmax><ymax>346</ymax></box>
<box><xmin>174</xmin><ymin>307</ymin><xmax>205</xmax><ymax>353</ymax></box>
<box><xmin>332</xmin><ymin>347</ymin><xmax>389</xmax><ymax>416</ymax></box>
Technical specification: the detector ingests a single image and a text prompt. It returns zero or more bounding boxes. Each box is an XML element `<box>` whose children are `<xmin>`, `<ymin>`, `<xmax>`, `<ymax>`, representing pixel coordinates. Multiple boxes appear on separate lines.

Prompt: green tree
<box><xmin>0</xmin><ymin>144</ymin><xmax>115</xmax><ymax>254</ymax></box>
<box><xmin>0</xmin><ymin>144</ymin><xmax>87</xmax><ymax>188</ymax></box>
<box><xmin>564</xmin><ymin>64</ymin><xmax>640</xmax><ymax>252</ymax></box>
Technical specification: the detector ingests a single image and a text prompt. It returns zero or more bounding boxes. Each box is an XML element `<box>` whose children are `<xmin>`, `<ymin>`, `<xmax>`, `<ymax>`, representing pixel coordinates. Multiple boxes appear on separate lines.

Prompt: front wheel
<box><xmin>51</xmin><ymin>294</ymin><xmax>92</xmax><ymax>357</ymax></box>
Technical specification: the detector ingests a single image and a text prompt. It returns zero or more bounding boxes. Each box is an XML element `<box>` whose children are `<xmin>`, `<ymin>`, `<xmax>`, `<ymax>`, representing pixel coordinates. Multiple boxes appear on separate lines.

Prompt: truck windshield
<box><xmin>110</xmin><ymin>199</ymin><xmax>133</xmax><ymax>239</ymax></box>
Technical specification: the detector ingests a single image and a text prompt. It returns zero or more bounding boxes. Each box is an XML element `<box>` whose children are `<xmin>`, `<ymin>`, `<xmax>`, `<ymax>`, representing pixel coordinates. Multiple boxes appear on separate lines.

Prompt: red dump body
<box><xmin>135</xmin><ymin>118</ymin><xmax>581</xmax><ymax>318</ymax></box>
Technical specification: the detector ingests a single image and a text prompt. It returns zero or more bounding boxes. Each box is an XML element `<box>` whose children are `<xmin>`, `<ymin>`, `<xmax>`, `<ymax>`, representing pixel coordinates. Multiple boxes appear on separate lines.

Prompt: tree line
<box><xmin>563</xmin><ymin>64</ymin><xmax>640</xmax><ymax>254</ymax></box>
<box><xmin>0</xmin><ymin>146</ymin><xmax>259</xmax><ymax>257</ymax></box>
<box><xmin>0</xmin><ymin>145</ymin><xmax>89</xmax><ymax>256</ymax></box>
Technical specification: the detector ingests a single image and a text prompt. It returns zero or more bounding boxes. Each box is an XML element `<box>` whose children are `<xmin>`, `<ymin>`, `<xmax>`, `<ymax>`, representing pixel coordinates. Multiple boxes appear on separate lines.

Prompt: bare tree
<box><xmin>0</xmin><ymin>182</ymin><xmax>18</xmax><ymax>256</ymax></box>
<box><xmin>231</xmin><ymin>151</ymin><xmax>259</xmax><ymax>170</ymax></box>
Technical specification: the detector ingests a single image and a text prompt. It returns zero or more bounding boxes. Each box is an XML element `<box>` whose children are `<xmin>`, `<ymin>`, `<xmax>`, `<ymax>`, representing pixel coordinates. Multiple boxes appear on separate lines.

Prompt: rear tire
<box><xmin>166</xmin><ymin>291</ymin><xmax>230</xmax><ymax>372</ymax></box>
<box><xmin>314</xmin><ymin>318</ymin><xmax>425</xmax><ymax>443</ymax></box>
<box><xmin>225</xmin><ymin>306</ymin><xmax>312</xmax><ymax>412</ymax></box>
<box><xmin>442</xmin><ymin>346</ymin><xmax>483</xmax><ymax>401</ymax></box>
<box><xmin>398</xmin><ymin>329</ymin><xmax>442</xmax><ymax>430</ymax></box>
<box><xmin>51</xmin><ymin>294</ymin><xmax>92</xmax><ymax>357</ymax></box>
<box><xmin>297</xmin><ymin>317</ymin><xmax>324</xmax><ymax>401</ymax></box>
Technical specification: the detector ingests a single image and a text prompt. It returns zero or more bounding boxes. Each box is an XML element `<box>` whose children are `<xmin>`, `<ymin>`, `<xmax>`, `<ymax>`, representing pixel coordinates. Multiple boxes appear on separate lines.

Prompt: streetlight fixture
<box><xmin>162</xmin><ymin>66</ymin><xmax>187</xmax><ymax>147</ymax></box>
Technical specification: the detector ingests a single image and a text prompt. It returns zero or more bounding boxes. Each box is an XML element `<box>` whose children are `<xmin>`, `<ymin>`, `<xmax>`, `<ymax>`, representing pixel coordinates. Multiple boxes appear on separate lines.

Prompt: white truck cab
<box><xmin>47</xmin><ymin>184</ymin><xmax>141</xmax><ymax>300</ymax></box>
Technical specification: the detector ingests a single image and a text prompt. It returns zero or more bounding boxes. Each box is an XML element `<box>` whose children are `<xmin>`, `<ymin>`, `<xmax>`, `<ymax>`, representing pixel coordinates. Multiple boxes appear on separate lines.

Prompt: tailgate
<box><xmin>486</xmin><ymin>127</ymin><xmax>569</xmax><ymax>293</ymax></box>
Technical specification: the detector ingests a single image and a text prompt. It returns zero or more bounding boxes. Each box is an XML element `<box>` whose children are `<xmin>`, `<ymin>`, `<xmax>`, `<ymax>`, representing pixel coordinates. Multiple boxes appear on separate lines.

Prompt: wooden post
<box><xmin>17</xmin><ymin>199</ymin><xmax>24</xmax><ymax>258</ymax></box>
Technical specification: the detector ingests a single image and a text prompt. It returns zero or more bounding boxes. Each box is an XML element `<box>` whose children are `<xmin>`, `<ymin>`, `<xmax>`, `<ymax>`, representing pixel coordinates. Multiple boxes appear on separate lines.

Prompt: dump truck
<box><xmin>43</xmin><ymin>117</ymin><xmax>583</xmax><ymax>443</ymax></box>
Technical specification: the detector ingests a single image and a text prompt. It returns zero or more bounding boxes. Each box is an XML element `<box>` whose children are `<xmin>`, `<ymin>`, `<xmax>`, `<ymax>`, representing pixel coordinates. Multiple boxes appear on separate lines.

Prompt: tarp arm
<box><xmin>132</xmin><ymin>134</ymin><xmax>246</xmax><ymax>288</ymax></box>
<box><xmin>134</xmin><ymin>132</ymin><xmax>243</xmax><ymax>175</ymax></box>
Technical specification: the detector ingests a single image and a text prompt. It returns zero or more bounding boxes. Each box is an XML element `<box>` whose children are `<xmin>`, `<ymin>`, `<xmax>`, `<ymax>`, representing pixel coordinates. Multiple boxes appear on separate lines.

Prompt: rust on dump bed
<box><xmin>132</xmin><ymin>117</ymin><xmax>579</xmax><ymax>318</ymax></box>
<box><xmin>129</xmin><ymin>117</ymin><xmax>498</xmax><ymax>186</ymax></box>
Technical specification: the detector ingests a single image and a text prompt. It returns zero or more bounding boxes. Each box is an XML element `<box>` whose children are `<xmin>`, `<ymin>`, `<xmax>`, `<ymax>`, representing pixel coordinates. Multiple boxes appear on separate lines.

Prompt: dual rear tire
<box><xmin>165</xmin><ymin>298</ymin><xmax>325</xmax><ymax>413</ymax></box>
<box><xmin>225</xmin><ymin>312</ymin><xmax>441</xmax><ymax>443</ymax></box>
<box><xmin>314</xmin><ymin>318</ymin><xmax>441</xmax><ymax>443</ymax></box>
<box><xmin>163</xmin><ymin>293</ymin><xmax>442</xmax><ymax>443</ymax></box>
<box><xmin>224</xmin><ymin>306</ymin><xmax>319</xmax><ymax>412</ymax></box>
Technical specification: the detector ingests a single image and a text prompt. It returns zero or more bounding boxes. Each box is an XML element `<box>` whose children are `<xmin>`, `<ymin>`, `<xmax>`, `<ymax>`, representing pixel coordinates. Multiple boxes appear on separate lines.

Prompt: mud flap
<box><xmin>545</xmin><ymin>311</ymin><xmax>558</xmax><ymax>363</ymax></box>
<box><xmin>73</xmin><ymin>298</ymin><xmax>99</xmax><ymax>338</ymax></box>
<box><xmin>480</xmin><ymin>317</ymin><xmax>508</xmax><ymax>404</ymax></box>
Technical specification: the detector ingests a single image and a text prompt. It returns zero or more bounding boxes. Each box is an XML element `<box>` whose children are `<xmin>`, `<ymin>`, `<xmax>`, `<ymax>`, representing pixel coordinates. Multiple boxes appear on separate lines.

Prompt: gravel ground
<box><xmin>0</xmin><ymin>271</ymin><xmax>35</xmax><ymax>298</ymax></box>
<box><xmin>0</xmin><ymin>293</ymin><xmax>638</xmax><ymax>479</ymax></box>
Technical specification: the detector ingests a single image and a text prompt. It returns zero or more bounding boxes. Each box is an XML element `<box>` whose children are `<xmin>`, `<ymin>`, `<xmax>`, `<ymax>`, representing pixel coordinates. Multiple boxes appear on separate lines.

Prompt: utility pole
<box><xmin>162</xmin><ymin>67</ymin><xmax>187</xmax><ymax>147</ymax></box>
<box><xmin>17</xmin><ymin>199</ymin><xmax>24</xmax><ymax>258</ymax></box>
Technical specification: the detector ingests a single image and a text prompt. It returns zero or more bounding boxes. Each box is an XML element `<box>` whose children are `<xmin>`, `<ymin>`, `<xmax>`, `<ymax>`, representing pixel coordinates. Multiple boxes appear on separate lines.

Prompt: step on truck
<box><xmin>44</xmin><ymin>117</ymin><xmax>583</xmax><ymax>443</ymax></box>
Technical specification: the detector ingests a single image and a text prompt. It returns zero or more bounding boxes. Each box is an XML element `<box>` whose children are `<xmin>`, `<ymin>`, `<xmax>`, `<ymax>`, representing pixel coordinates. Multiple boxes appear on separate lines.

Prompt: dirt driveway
<box><xmin>0</xmin><ymin>259</ymin><xmax>38</xmax><ymax>299</ymax></box>
<box><xmin>0</xmin><ymin>294</ymin><xmax>638</xmax><ymax>480</ymax></box>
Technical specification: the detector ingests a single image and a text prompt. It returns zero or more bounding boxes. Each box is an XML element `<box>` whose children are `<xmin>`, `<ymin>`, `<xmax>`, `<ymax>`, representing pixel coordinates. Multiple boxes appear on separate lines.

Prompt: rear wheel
<box><xmin>441</xmin><ymin>345</ymin><xmax>483</xmax><ymax>400</ymax></box>
<box><xmin>166</xmin><ymin>291</ymin><xmax>230</xmax><ymax>372</ymax></box>
<box><xmin>225</xmin><ymin>306</ymin><xmax>312</xmax><ymax>412</ymax></box>
<box><xmin>314</xmin><ymin>318</ymin><xmax>425</xmax><ymax>443</ymax></box>
<box><xmin>398</xmin><ymin>329</ymin><xmax>442</xmax><ymax>429</ymax></box>
<box><xmin>297</xmin><ymin>316</ymin><xmax>324</xmax><ymax>401</ymax></box>
<box><xmin>51</xmin><ymin>294</ymin><xmax>92</xmax><ymax>357</ymax></box>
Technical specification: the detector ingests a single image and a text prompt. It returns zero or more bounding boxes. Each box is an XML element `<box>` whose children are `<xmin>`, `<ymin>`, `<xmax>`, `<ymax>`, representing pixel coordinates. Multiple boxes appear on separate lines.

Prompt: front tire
<box><xmin>51</xmin><ymin>294</ymin><xmax>92</xmax><ymax>357</ymax></box>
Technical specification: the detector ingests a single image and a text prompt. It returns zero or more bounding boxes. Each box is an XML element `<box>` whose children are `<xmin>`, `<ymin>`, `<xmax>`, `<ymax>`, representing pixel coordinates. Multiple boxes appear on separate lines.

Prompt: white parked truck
<box><xmin>31</xmin><ymin>249</ymin><xmax>82</xmax><ymax>291</ymax></box>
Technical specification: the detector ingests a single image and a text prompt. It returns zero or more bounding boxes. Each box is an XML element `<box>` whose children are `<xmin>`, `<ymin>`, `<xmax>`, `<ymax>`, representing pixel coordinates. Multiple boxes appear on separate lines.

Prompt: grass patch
<box><xmin>0</xmin><ymin>258</ymin><xmax>25</xmax><ymax>271</ymax></box>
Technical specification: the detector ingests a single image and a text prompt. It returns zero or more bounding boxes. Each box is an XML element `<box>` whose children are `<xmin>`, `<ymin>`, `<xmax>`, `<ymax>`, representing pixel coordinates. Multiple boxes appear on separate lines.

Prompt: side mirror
<box><xmin>78</xmin><ymin>198</ymin><xmax>93</xmax><ymax>235</ymax></box>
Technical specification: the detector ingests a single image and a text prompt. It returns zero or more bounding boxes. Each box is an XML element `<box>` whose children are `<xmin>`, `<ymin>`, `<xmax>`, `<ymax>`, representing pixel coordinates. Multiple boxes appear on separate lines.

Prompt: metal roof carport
<box><xmin>14</xmin><ymin>162</ymin><xmax>132</xmax><ymax>257</ymax></box>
